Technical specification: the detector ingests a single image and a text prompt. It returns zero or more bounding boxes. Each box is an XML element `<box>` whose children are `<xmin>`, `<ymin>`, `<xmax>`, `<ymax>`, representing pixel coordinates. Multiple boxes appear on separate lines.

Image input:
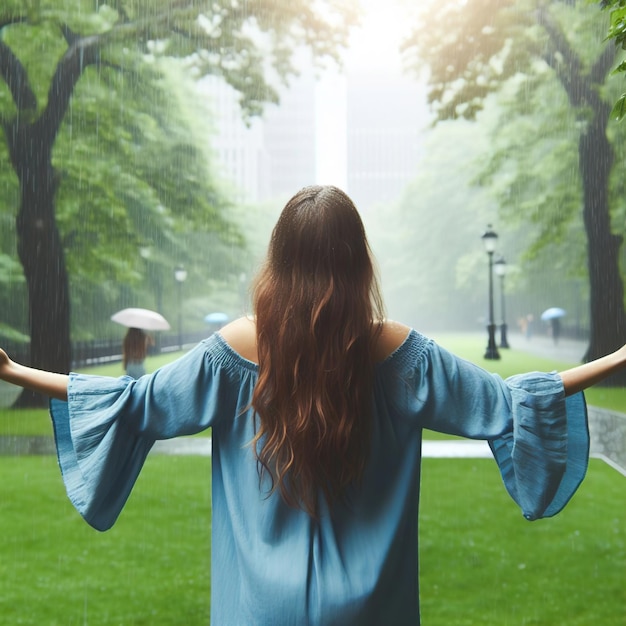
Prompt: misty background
<box><xmin>1</xmin><ymin>0</ymin><xmax>625</xmax><ymax>379</ymax></box>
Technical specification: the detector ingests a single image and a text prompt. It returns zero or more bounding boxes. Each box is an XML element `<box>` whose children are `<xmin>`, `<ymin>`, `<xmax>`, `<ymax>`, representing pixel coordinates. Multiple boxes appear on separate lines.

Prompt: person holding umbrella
<box><xmin>122</xmin><ymin>328</ymin><xmax>153</xmax><ymax>379</ymax></box>
<box><xmin>111</xmin><ymin>308</ymin><xmax>170</xmax><ymax>378</ymax></box>
<box><xmin>1</xmin><ymin>185</ymin><xmax>626</xmax><ymax>624</ymax></box>
<box><xmin>541</xmin><ymin>307</ymin><xmax>567</xmax><ymax>346</ymax></box>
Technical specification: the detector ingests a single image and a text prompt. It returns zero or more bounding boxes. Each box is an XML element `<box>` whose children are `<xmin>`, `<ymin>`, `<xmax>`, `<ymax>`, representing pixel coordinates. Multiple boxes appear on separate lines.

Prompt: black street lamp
<box><xmin>481</xmin><ymin>225</ymin><xmax>500</xmax><ymax>360</ymax></box>
<box><xmin>494</xmin><ymin>255</ymin><xmax>510</xmax><ymax>349</ymax></box>
<box><xmin>174</xmin><ymin>265</ymin><xmax>188</xmax><ymax>351</ymax></box>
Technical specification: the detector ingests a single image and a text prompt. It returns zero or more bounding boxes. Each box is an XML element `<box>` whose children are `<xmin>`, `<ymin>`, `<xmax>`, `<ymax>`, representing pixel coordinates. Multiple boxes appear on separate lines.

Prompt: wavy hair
<box><xmin>122</xmin><ymin>328</ymin><xmax>149</xmax><ymax>368</ymax></box>
<box><xmin>251</xmin><ymin>185</ymin><xmax>385</xmax><ymax>516</ymax></box>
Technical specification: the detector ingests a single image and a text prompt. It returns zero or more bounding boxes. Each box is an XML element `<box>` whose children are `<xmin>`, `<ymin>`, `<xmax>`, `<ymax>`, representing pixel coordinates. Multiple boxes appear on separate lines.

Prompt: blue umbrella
<box><xmin>204</xmin><ymin>312</ymin><xmax>230</xmax><ymax>325</ymax></box>
<box><xmin>540</xmin><ymin>307</ymin><xmax>566</xmax><ymax>321</ymax></box>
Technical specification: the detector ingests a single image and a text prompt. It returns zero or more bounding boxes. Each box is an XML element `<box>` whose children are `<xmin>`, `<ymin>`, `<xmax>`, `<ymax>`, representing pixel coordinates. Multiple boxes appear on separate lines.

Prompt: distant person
<box><xmin>551</xmin><ymin>317</ymin><xmax>561</xmax><ymax>345</ymax></box>
<box><xmin>122</xmin><ymin>327</ymin><xmax>153</xmax><ymax>378</ymax></box>
<box><xmin>1</xmin><ymin>185</ymin><xmax>626</xmax><ymax>624</ymax></box>
<box><xmin>525</xmin><ymin>313</ymin><xmax>534</xmax><ymax>340</ymax></box>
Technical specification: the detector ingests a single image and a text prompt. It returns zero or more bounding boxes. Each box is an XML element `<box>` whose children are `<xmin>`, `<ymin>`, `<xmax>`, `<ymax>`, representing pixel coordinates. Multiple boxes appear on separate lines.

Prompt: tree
<box><xmin>404</xmin><ymin>0</ymin><xmax>626</xmax><ymax>375</ymax></box>
<box><xmin>53</xmin><ymin>57</ymin><xmax>245</xmax><ymax>338</ymax></box>
<box><xmin>0</xmin><ymin>0</ymin><xmax>357</xmax><ymax>405</ymax></box>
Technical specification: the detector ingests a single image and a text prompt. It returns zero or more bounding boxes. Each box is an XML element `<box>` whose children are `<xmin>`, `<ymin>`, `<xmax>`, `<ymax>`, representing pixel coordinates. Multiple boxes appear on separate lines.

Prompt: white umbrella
<box><xmin>540</xmin><ymin>307</ymin><xmax>566</xmax><ymax>321</ymax></box>
<box><xmin>111</xmin><ymin>308</ymin><xmax>171</xmax><ymax>331</ymax></box>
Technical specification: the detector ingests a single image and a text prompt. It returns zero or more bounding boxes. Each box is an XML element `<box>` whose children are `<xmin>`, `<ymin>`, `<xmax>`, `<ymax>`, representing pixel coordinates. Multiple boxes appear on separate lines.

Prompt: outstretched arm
<box><xmin>560</xmin><ymin>344</ymin><xmax>626</xmax><ymax>396</ymax></box>
<box><xmin>0</xmin><ymin>349</ymin><xmax>68</xmax><ymax>401</ymax></box>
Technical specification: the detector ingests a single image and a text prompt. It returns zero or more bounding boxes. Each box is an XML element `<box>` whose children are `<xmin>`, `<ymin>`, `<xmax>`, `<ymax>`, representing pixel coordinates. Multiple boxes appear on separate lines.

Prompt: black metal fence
<box><xmin>3</xmin><ymin>330</ymin><xmax>213</xmax><ymax>371</ymax></box>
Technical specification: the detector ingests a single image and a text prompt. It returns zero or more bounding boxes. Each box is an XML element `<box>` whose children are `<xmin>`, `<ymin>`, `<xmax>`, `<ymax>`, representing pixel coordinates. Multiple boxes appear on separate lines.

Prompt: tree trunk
<box><xmin>579</xmin><ymin>105</ymin><xmax>626</xmax><ymax>384</ymax></box>
<box><xmin>9</xmin><ymin>122</ymin><xmax>71</xmax><ymax>407</ymax></box>
<box><xmin>1</xmin><ymin>34</ymin><xmax>101</xmax><ymax>407</ymax></box>
<box><xmin>537</xmin><ymin>7</ymin><xmax>626</xmax><ymax>381</ymax></box>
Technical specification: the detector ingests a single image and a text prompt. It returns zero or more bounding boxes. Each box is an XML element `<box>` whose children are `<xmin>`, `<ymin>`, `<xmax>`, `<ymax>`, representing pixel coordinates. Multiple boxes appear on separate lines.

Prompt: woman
<box><xmin>122</xmin><ymin>327</ymin><xmax>152</xmax><ymax>378</ymax></box>
<box><xmin>0</xmin><ymin>185</ymin><xmax>624</xmax><ymax>625</ymax></box>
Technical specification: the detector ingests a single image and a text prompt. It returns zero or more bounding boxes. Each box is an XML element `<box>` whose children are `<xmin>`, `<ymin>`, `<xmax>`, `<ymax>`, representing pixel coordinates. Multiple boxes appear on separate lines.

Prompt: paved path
<box><xmin>0</xmin><ymin>436</ymin><xmax>496</xmax><ymax>459</ymax></box>
<box><xmin>151</xmin><ymin>436</ymin><xmax>625</xmax><ymax>477</ymax></box>
<box><xmin>152</xmin><ymin>438</ymin><xmax>496</xmax><ymax>458</ymax></box>
<box><xmin>497</xmin><ymin>331</ymin><xmax>588</xmax><ymax>363</ymax></box>
<box><xmin>2</xmin><ymin>434</ymin><xmax>622</xmax><ymax>476</ymax></box>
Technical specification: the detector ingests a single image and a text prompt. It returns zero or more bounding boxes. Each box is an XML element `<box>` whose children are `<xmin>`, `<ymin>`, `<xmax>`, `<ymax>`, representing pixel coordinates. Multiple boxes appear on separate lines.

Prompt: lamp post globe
<box><xmin>481</xmin><ymin>226</ymin><xmax>501</xmax><ymax>360</ymax></box>
<box><xmin>494</xmin><ymin>256</ymin><xmax>510</xmax><ymax>349</ymax></box>
<box><xmin>174</xmin><ymin>266</ymin><xmax>188</xmax><ymax>351</ymax></box>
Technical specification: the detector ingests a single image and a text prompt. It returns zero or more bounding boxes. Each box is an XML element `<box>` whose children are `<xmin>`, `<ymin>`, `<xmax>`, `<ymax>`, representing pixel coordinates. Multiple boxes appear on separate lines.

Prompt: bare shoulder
<box><xmin>218</xmin><ymin>316</ymin><xmax>258</xmax><ymax>364</ymax></box>
<box><xmin>218</xmin><ymin>316</ymin><xmax>411</xmax><ymax>365</ymax></box>
<box><xmin>374</xmin><ymin>319</ymin><xmax>412</xmax><ymax>362</ymax></box>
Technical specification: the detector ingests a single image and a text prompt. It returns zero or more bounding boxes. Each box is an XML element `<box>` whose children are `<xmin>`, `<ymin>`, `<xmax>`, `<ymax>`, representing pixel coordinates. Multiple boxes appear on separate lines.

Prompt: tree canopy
<box><xmin>0</xmin><ymin>0</ymin><xmax>358</xmax><ymax>404</ymax></box>
<box><xmin>404</xmin><ymin>0</ymin><xmax>626</xmax><ymax>373</ymax></box>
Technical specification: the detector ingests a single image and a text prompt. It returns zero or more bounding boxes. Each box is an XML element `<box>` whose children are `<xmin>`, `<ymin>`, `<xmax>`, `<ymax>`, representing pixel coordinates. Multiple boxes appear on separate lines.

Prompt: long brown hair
<box><xmin>122</xmin><ymin>328</ymin><xmax>149</xmax><ymax>368</ymax></box>
<box><xmin>251</xmin><ymin>185</ymin><xmax>385</xmax><ymax>516</ymax></box>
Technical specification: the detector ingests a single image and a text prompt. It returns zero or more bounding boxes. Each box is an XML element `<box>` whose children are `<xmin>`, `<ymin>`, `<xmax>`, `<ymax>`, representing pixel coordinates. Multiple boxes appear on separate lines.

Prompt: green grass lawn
<box><xmin>419</xmin><ymin>458</ymin><xmax>625</xmax><ymax>626</ymax></box>
<box><xmin>0</xmin><ymin>456</ymin><xmax>622</xmax><ymax>625</ymax></box>
<box><xmin>0</xmin><ymin>455</ymin><xmax>212</xmax><ymax>625</ymax></box>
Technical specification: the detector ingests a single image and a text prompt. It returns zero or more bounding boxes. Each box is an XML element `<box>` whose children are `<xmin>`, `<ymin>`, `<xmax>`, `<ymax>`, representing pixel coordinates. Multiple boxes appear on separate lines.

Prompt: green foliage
<box><xmin>476</xmin><ymin>76</ymin><xmax>588</xmax><ymax>264</ymax></box>
<box><xmin>47</xmin><ymin>57</ymin><xmax>241</xmax><ymax>337</ymax></box>
<box><xmin>610</xmin><ymin>91</ymin><xmax>626</xmax><ymax>119</ymax></box>
<box><xmin>403</xmin><ymin>1</ymin><xmax>584</xmax><ymax>267</ymax></box>
<box><xmin>0</xmin><ymin>0</ymin><xmax>359</xmax><ymax>117</ymax></box>
<box><xmin>403</xmin><ymin>0</ymin><xmax>538</xmax><ymax>121</ymax></box>
<box><xmin>0</xmin><ymin>1</ymin><xmax>359</xmax><ymax>344</ymax></box>
<box><xmin>604</xmin><ymin>0</ymin><xmax>626</xmax><ymax>46</ymax></box>
<box><xmin>405</xmin><ymin>0</ymin><xmax>611</xmax><ymax>120</ymax></box>
<box><xmin>54</xmin><ymin>59</ymin><xmax>237</xmax><ymax>283</ymax></box>
<box><xmin>403</xmin><ymin>0</ymin><xmax>626</xmax><ymax>344</ymax></box>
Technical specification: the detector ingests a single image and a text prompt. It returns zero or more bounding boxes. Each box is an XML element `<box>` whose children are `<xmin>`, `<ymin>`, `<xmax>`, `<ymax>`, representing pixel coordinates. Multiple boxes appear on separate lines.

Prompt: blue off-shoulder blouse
<box><xmin>49</xmin><ymin>330</ymin><xmax>588</xmax><ymax>626</ymax></box>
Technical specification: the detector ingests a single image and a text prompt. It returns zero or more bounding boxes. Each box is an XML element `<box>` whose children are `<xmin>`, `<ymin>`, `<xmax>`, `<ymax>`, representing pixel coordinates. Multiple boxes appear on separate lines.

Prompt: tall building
<box><xmin>198</xmin><ymin>75</ymin><xmax>270</xmax><ymax>203</ymax></box>
<box><xmin>262</xmin><ymin>71</ymin><xmax>317</xmax><ymax>199</ymax></box>
<box><xmin>345</xmin><ymin>69</ymin><xmax>428</xmax><ymax>212</ymax></box>
<box><xmin>200</xmin><ymin>64</ymin><xmax>426</xmax><ymax>209</ymax></box>
<box><xmin>199</xmin><ymin>69</ymin><xmax>317</xmax><ymax>203</ymax></box>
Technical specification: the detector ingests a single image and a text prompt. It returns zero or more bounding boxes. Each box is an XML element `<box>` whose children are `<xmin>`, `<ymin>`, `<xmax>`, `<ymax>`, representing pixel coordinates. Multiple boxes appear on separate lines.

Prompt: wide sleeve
<box><xmin>49</xmin><ymin>335</ymin><xmax>248</xmax><ymax>531</ymax></box>
<box><xmin>413</xmin><ymin>339</ymin><xmax>589</xmax><ymax>521</ymax></box>
<box><xmin>489</xmin><ymin>375</ymin><xmax>588</xmax><ymax>521</ymax></box>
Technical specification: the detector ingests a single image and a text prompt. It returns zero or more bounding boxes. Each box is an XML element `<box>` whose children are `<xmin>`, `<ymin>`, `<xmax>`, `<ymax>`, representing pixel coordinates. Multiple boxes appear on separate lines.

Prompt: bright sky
<box><xmin>344</xmin><ymin>0</ymin><xmax>412</xmax><ymax>72</ymax></box>
<box><xmin>315</xmin><ymin>0</ymin><xmax>414</xmax><ymax>186</ymax></box>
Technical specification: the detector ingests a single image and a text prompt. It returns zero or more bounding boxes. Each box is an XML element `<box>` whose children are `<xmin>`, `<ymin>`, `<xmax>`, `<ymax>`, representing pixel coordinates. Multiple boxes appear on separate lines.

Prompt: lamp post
<box><xmin>493</xmin><ymin>255</ymin><xmax>510</xmax><ymax>349</ymax></box>
<box><xmin>481</xmin><ymin>225</ymin><xmax>500</xmax><ymax>360</ymax></box>
<box><xmin>174</xmin><ymin>265</ymin><xmax>188</xmax><ymax>351</ymax></box>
